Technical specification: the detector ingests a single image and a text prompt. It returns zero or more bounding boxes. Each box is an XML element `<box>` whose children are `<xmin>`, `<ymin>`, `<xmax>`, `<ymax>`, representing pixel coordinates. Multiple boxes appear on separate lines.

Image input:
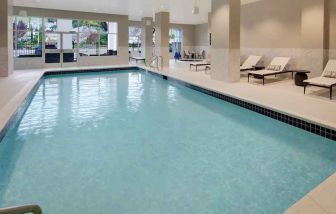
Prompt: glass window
<box><xmin>169</xmin><ymin>28</ymin><xmax>183</xmax><ymax>58</ymax></box>
<box><xmin>45</xmin><ymin>33</ymin><xmax>61</xmax><ymax>50</ymax></box>
<box><xmin>129</xmin><ymin>26</ymin><xmax>142</xmax><ymax>57</ymax></box>
<box><xmin>79</xmin><ymin>21</ymin><xmax>118</xmax><ymax>56</ymax></box>
<box><xmin>99</xmin><ymin>33</ymin><xmax>118</xmax><ymax>56</ymax></box>
<box><xmin>14</xmin><ymin>17</ymin><xmax>29</xmax><ymax>31</ymax></box>
<box><xmin>45</xmin><ymin>18</ymin><xmax>78</xmax><ymax>32</ymax></box>
<box><xmin>30</xmin><ymin>17</ymin><xmax>42</xmax><ymax>31</ymax></box>
<box><xmin>45</xmin><ymin>18</ymin><xmax>57</xmax><ymax>32</ymax></box>
<box><xmin>79</xmin><ymin>32</ymin><xmax>99</xmax><ymax>56</ymax></box>
<box><xmin>13</xmin><ymin>16</ymin><xmax>43</xmax><ymax>57</ymax></box>
<box><xmin>13</xmin><ymin>16</ymin><xmax>118</xmax><ymax>58</ymax></box>
<box><xmin>57</xmin><ymin>19</ymin><xmax>77</xmax><ymax>32</ymax></box>
<box><xmin>76</xmin><ymin>20</ymin><xmax>107</xmax><ymax>33</ymax></box>
<box><xmin>108</xmin><ymin>22</ymin><xmax>118</xmax><ymax>34</ymax></box>
<box><xmin>62</xmin><ymin>33</ymin><xmax>78</xmax><ymax>50</ymax></box>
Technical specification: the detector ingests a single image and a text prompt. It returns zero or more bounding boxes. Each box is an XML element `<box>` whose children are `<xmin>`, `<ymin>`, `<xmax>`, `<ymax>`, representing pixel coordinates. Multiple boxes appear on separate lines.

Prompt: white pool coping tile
<box><xmin>285</xmin><ymin>196</ymin><xmax>328</xmax><ymax>214</ymax></box>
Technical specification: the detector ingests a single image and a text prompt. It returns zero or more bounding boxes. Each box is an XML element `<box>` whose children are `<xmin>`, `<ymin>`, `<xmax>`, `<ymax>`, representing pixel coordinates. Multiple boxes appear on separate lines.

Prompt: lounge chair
<box><xmin>248</xmin><ymin>57</ymin><xmax>291</xmax><ymax>85</ymax></box>
<box><xmin>241</xmin><ymin>55</ymin><xmax>263</xmax><ymax>71</ymax></box>
<box><xmin>183</xmin><ymin>50</ymin><xmax>192</xmax><ymax>59</ymax></box>
<box><xmin>196</xmin><ymin>50</ymin><xmax>206</xmax><ymax>59</ymax></box>
<box><xmin>203</xmin><ymin>55</ymin><xmax>263</xmax><ymax>73</ymax></box>
<box><xmin>304</xmin><ymin>59</ymin><xmax>336</xmax><ymax>100</ymax></box>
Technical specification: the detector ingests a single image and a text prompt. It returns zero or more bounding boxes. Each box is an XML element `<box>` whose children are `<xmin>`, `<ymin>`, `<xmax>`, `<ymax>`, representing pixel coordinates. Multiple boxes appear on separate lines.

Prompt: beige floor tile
<box><xmin>308</xmin><ymin>174</ymin><xmax>336</xmax><ymax>214</ymax></box>
<box><xmin>287</xmin><ymin>196</ymin><xmax>328</xmax><ymax>214</ymax></box>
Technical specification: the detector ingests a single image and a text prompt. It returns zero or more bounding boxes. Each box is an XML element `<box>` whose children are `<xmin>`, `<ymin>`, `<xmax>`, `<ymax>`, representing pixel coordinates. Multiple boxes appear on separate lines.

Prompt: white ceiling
<box><xmin>13</xmin><ymin>0</ymin><xmax>264</xmax><ymax>25</ymax></box>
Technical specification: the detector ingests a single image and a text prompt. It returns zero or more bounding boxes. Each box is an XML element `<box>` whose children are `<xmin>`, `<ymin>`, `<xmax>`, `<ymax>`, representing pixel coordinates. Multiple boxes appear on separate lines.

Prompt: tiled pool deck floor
<box><xmin>0</xmin><ymin>61</ymin><xmax>336</xmax><ymax>213</ymax></box>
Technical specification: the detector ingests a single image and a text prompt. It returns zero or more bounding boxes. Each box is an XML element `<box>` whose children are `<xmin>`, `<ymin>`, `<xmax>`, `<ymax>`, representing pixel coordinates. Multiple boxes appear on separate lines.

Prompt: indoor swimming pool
<box><xmin>0</xmin><ymin>69</ymin><xmax>336</xmax><ymax>214</ymax></box>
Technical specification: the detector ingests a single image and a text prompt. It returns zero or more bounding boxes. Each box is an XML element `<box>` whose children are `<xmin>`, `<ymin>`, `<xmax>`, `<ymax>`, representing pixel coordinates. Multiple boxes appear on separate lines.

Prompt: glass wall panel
<box><xmin>129</xmin><ymin>26</ymin><xmax>142</xmax><ymax>57</ymax></box>
<box><xmin>13</xmin><ymin>16</ymin><xmax>119</xmax><ymax>58</ymax></box>
<box><xmin>45</xmin><ymin>18</ymin><xmax>57</xmax><ymax>32</ymax></box>
<box><xmin>169</xmin><ymin>28</ymin><xmax>183</xmax><ymax>58</ymax></box>
<box><xmin>79</xmin><ymin>33</ymin><xmax>99</xmax><ymax>56</ymax></box>
<box><xmin>13</xmin><ymin>17</ymin><xmax>43</xmax><ymax>57</ymax></box>
<box><xmin>45</xmin><ymin>33</ymin><xmax>61</xmax><ymax>50</ymax></box>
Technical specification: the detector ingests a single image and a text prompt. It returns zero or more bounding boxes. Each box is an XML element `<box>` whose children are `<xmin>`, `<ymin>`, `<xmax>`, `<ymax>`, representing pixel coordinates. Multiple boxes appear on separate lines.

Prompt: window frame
<box><xmin>13</xmin><ymin>16</ymin><xmax>119</xmax><ymax>58</ymax></box>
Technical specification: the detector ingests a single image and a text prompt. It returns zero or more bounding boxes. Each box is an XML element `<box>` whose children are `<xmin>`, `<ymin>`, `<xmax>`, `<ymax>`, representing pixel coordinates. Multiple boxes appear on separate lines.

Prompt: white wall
<box><xmin>194</xmin><ymin>23</ymin><xmax>209</xmax><ymax>58</ymax></box>
<box><xmin>240</xmin><ymin>0</ymin><xmax>302</xmax><ymax>69</ymax></box>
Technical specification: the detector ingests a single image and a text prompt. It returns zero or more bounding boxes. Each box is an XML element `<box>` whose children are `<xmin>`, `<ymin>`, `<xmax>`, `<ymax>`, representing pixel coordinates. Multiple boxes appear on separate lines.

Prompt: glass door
<box><xmin>44</xmin><ymin>32</ymin><xmax>78</xmax><ymax>67</ymax></box>
<box><xmin>45</xmin><ymin>32</ymin><xmax>61</xmax><ymax>67</ymax></box>
<box><xmin>61</xmin><ymin>33</ymin><xmax>78</xmax><ymax>67</ymax></box>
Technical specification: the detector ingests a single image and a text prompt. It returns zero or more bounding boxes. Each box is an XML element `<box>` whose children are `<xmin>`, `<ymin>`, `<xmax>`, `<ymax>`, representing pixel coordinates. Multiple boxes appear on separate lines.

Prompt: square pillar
<box><xmin>0</xmin><ymin>0</ymin><xmax>13</xmax><ymax>77</ymax></box>
<box><xmin>211</xmin><ymin>0</ymin><xmax>240</xmax><ymax>82</ymax></box>
<box><xmin>141</xmin><ymin>17</ymin><xmax>154</xmax><ymax>61</ymax></box>
<box><xmin>300</xmin><ymin>0</ymin><xmax>326</xmax><ymax>76</ymax></box>
<box><xmin>154</xmin><ymin>12</ymin><xmax>170</xmax><ymax>68</ymax></box>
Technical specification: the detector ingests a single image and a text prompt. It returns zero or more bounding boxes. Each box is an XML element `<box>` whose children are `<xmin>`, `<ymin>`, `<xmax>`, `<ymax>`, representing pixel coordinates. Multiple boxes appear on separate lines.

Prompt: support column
<box><xmin>141</xmin><ymin>17</ymin><xmax>154</xmax><ymax>61</ymax></box>
<box><xmin>0</xmin><ymin>0</ymin><xmax>13</xmax><ymax>77</ymax></box>
<box><xmin>210</xmin><ymin>0</ymin><xmax>240</xmax><ymax>82</ymax></box>
<box><xmin>300</xmin><ymin>0</ymin><xmax>326</xmax><ymax>76</ymax></box>
<box><xmin>154</xmin><ymin>12</ymin><xmax>170</xmax><ymax>68</ymax></box>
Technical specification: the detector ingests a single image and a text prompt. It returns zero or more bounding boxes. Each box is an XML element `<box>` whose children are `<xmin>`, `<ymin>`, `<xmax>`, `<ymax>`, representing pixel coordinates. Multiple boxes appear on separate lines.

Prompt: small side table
<box><xmin>290</xmin><ymin>70</ymin><xmax>311</xmax><ymax>86</ymax></box>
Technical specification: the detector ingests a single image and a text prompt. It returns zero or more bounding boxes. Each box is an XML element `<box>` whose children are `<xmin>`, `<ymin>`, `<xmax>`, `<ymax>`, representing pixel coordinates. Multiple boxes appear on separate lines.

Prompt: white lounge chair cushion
<box><xmin>304</xmin><ymin>77</ymin><xmax>336</xmax><ymax>87</ymax></box>
<box><xmin>241</xmin><ymin>55</ymin><xmax>262</xmax><ymax>70</ymax></box>
<box><xmin>323</xmin><ymin>60</ymin><xmax>336</xmax><ymax>74</ymax></box>
<box><xmin>268</xmin><ymin>57</ymin><xmax>291</xmax><ymax>71</ymax></box>
<box><xmin>266</xmin><ymin>65</ymin><xmax>282</xmax><ymax>71</ymax></box>
<box><xmin>248</xmin><ymin>57</ymin><xmax>290</xmax><ymax>76</ymax></box>
<box><xmin>322</xmin><ymin>71</ymin><xmax>336</xmax><ymax>78</ymax></box>
<box><xmin>248</xmin><ymin>69</ymin><xmax>282</xmax><ymax>75</ymax></box>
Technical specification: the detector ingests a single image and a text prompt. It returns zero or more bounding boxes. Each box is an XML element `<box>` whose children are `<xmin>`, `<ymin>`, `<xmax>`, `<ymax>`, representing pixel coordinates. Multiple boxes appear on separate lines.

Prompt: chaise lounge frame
<box><xmin>303</xmin><ymin>59</ymin><xmax>336</xmax><ymax>100</ymax></box>
<box><xmin>247</xmin><ymin>57</ymin><xmax>291</xmax><ymax>85</ymax></box>
<box><xmin>304</xmin><ymin>82</ymin><xmax>335</xmax><ymax>100</ymax></box>
<box><xmin>190</xmin><ymin>63</ymin><xmax>211</xmax><ymax>71</ymax></box>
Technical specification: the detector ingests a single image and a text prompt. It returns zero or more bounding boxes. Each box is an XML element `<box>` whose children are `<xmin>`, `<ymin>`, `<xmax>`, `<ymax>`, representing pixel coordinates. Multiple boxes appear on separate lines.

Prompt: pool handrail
<box><xmin>0</xmin><ymin>204</ymin><xmax>42</xmax><ymax>214</ymax></box>
<box><xmin>147</xmin><ymin>55</ymin><xmax>163</xmax><ymax>70</ymax></box>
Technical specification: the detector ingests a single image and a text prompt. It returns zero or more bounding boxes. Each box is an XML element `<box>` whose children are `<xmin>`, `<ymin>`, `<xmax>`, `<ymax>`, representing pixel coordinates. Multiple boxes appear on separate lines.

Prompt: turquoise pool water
<box><xmin>1</xmin><ymin>70</ymin><xmax>336</xmax><ymax>214</ymax></box>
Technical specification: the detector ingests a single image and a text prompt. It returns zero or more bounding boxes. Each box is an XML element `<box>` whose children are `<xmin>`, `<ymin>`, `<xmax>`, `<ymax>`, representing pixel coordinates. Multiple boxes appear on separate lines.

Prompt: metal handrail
<box><xmin>0</xmin><ymin>204</ymin><xmax>42</xmax><ymax>214</ymax></box>
<box><xmin>147</xmin><ymin>55</ymin><xmax>163</xmax><ymax>70</ymax></box>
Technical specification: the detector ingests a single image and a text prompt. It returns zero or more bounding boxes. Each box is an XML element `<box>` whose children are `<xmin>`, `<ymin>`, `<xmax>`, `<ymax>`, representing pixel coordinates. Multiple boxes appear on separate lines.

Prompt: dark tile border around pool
<box><xmin>0</xmin><ymin>66</ymin><xmax>335</xmax><ymax>143</ymax></box>
<box><xmin>145</xmin><ymin>69</ymin><xmax>336</xmax><ymax>141</ymax></box>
